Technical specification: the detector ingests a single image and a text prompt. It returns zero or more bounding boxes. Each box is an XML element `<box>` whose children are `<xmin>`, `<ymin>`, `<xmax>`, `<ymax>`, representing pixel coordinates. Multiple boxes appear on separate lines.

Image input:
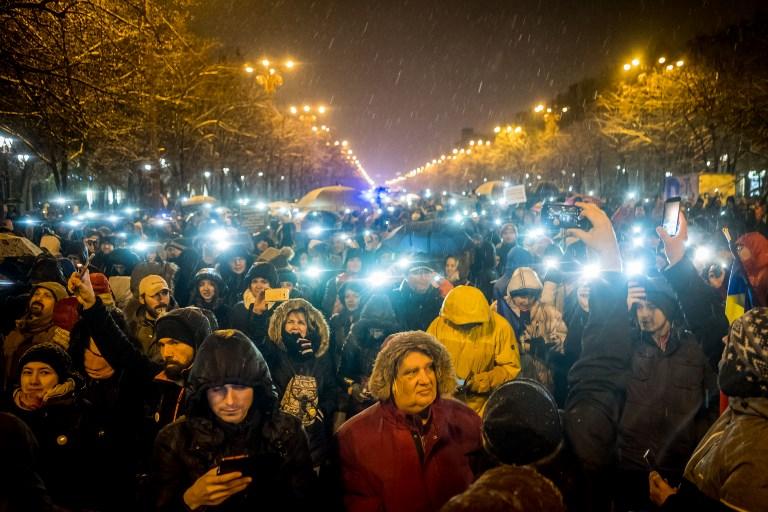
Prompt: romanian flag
<box><xmin>725</xmin><ymin>263</ymin><xmax>754</xmax><ymax>324</ymax></box>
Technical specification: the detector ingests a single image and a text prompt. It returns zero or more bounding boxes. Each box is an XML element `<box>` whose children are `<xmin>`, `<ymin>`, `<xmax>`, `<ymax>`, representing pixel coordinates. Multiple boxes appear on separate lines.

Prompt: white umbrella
<box><xmin>0</xmin><ymin>233</ymin><xmax>42</xmax><ymax>257</ymax></box>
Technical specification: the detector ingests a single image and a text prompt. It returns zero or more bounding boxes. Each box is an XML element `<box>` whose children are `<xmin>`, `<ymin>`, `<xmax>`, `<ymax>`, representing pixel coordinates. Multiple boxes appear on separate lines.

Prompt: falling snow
<box><xmin>194</xmin><ymin>0</ymin><xmax>764</xmax><ymax>181</ymax></box>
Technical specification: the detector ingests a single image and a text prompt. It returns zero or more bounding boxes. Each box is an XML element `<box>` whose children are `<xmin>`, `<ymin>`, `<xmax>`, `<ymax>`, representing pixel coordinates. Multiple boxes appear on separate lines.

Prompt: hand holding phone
<box><xmin>217</xmin><ymin>454</ymin><xmax>251</xmax><ymax>476</ymax></box>
<box><xmin>661</xmin><ymin>197</ymin><xmax>681</xmax><ymax>237</ymax></box>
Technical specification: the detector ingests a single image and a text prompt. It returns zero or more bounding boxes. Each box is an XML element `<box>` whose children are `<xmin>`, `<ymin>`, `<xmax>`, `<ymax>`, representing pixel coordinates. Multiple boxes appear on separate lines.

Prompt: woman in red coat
<box><xmin>335</xmin><ymin>330</ymin><xmax>483</xmax><ymax>512</ymax></box>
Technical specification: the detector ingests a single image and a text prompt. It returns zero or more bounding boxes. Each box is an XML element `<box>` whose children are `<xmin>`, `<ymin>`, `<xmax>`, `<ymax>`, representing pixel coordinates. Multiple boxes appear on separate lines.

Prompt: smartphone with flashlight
<box><xmin>662</xmin><ymin>197</ymin><xmax>681</xmax><ymax>236</ymax></box>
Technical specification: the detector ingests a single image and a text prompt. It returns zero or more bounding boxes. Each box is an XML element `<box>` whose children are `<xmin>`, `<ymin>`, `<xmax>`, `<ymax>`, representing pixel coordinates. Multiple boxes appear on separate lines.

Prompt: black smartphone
<box><xmin>662</xmin><ymin>197</ymin><xmax>681</xmax><ymax>236</ymax></box>
<box><xmin>541</xmin><ymin>203</ymin><xmax>591</xmax><ymax>230</ymax></box>
<box><xmin>217</xmin><ymin>454</ymin><xmax>251</xmax><ymax>476</ymax></box>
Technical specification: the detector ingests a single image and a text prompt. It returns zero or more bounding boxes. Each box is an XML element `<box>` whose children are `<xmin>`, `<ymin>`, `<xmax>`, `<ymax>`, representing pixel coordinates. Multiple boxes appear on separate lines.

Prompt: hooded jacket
<box><xmin>189</xmin><ymin>267</ymin><xmax>231</xmax><ymax>328</ymax></box>
<box><xmin>264</xmin><ymin>299</ymin><xmax>336</xmax><ymax>465</ymax></box>
<box><xmin>216</xmin><ymin>245</ymin><xmax>253</xmax><ymax>307</ymax></box>
<box><xmin>336</xmin><ymin>330</ymin><xmax>483</xmax><ymax>512</ymax></box>
<box><xmin>338</xmin><ymin>295</ymin><xmax>400</xmax><ymax>414</ymax></box>
<box><xmin>427</xmin><ymin>285</ymin><xmax>521</xmax><ymax>413</ymax></box>
<box><xmin>152</xmin><ymin>330</ymin><xmax>315</xmax><ymax>511</ymax></box>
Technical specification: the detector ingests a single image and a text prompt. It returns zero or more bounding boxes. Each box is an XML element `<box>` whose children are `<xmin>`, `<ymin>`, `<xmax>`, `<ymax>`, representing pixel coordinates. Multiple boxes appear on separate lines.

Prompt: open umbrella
<box><xmin>474</xmin><ymin>180</ymin><xmax>506</xmax><ymax>197</ymax></box>
<box><xmin>382</xmin><ymin>220</ymin><xmax>471</xmax><ymax>257</ymax></box>
<box><xmin>0</xmin><ymin>233</ymin><xmax>42</xmax><ymax>258</ymax></box>
<box><xmin>183</xmin><ymin>195</ymin><xmax>217</xmax><ymax>207</ymax></box>
<box><xmin>296</xmin><ymin>186</ymin><xmax>370</xmax><ymax>212</ymax></box>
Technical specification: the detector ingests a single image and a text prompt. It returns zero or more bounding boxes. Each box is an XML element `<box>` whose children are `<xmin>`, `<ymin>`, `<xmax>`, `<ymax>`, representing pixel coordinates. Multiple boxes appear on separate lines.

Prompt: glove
<box><xmin>53</xmin><ymin>297</ymin><xmax>81</xmax><ymax>332</ymax></box>
<box><xmin>349</xmin><ymin>383</ymin><xmax>372</xmax><ymax>403</ymax></box>
<box><xmin>297</xmin><ymin>338</ymin><xmax>314</xmax><ymax>358</ymax></box>
<box><xmin>469</xmin><ymin>372</ymin><xmax>491</xmax><ymax>394</ymax></box>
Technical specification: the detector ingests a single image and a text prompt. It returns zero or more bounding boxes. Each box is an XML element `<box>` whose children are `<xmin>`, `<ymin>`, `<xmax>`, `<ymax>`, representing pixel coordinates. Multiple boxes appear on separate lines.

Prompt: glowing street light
<box><xmin>676</xmin><ymin>59</ymin><xmax>684</xmax><ymax>67</ymax></box>
<box><xmin>623</xmin><ymin>63</ymin><xmax>631</xmax><ymax>71</ymax></box>
<box><xmin>534</xmin><ymin>104</ymin><xmax>545</xmax><ymax>113</ymax></box>
<box><xmin>244</xmin><ymin>65</ymin><xmax>254</xmax><ymax>73</ymax></box>
<box><xmin>303</xmin><ymin>105</ymin><xmax>311</xmax><ymax>113</ymax></box>
<box><xmin>261</xmin><ymin>59</ymin><xmax>270</xmax><ymax>67</ymax></box>
<box><xmin>494</xmin><ymin>126</ymin><xmax>501</xmax><ymax>133</ymax></box>
<box><xmin>317</xmin><ymin>105</ymin><xmax>327</xmax><ymax>114</ymax></box>
<box><xmin>285</xmin><ymin>59</ymin><xmax>295</xmax><ymax>69</ymax></box>
<box><xmin>631</xmin><ymin>58</ymin><xmax>640</xmax><ymax>67</ymax></box>
<box><xmin>658</xmin><ymin>57</ymin><xmax>666</xmax><ymax>64</ymax></box>
<box><xmin>666</xmin><ymin>64</ymin><xmax>674</xmax><ymax>71</ymax></box>
<box><xmin>289</xmin><ymin>105</ymin><xmax>298</xmax><ymax>114</ymax></box>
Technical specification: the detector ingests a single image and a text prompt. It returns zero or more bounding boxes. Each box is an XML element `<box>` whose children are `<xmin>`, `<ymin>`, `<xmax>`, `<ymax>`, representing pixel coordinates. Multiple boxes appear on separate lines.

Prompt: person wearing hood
<box><xmin>4</xmin><ymin>343</ymin><xmax>98</xmax><ymax>510</ymax></box>
<box><xmin>389</xmin><ymin>264</ymin><xmax>445</xmax><ymax>331</ymax></box>
<box><xmin>165</xmin><ymin>238</ymin><xmax>202</xmax><ymax>308</ymax></box>
<box><xmin>427</xmin><ymin>285</ymin><xmax>520</xmax><ymax>413</ymax></box>
<box><xmin>338</xmin><ymin>294</ymin><xmax>401</xmax><ymax>417</ymax></box>
<box><xmin>216</xmin><ymin>244</ymin><xmax>253</xmax><ymax>307</ymax></box>
<box><xmin>189</xmin><ymin>267</ymin><xmax>231</xmax><ymax>328</ymax></box>
<box><xmin>650</xmin><ymin>307</ymin><xmax>768</xmax><ymax>511</ymax></box>
<box><xmin>124</xmin><ymin>274</ymin><xmax>178</xmax><ymax>363</ymax></box>
<box><xmin>495</xmin><ymin>266</ymin><xmax>567</xmax><ymax>392</ymax></box>
<box><xmin>328</xmin><ymin>280</ymin><xmax>365</xmax><ymax>369</ymax></box>
<box><xmin>229</xmin><ymin>262</ymin><xmax>280</xmax><ymax>346</ymax></box>
<box><xmin>491</xmin><ymin>246</ymin><xmax>535</xmax><ymax>305</ymax></box>
<box><xmin>321</xmin><ymin>248</ymin><xmax>364</xmax><ymax>317</ymax></box>
<box><xmin>735</xmin><ymin>231</ymin><xmax>768</xmax><ymax>306</ymax></box>
<box><xmin>151</xmin><ymin>329</ymin><xmax>315</xmax><ymax>511</ymax></box>
<box><xmin>2</xmin><ymin>281</ymin><xmax>69</xmax><ymax>394</ymax></box>
<box><xmin>263</xmin><ymin>298</ymin><xmax>337</xmax><ymax>468</ymax></box>
<box><xmin>335</xmin><ymin>330</ymin><xmax>483</xmax><ymax>512</ymax></box>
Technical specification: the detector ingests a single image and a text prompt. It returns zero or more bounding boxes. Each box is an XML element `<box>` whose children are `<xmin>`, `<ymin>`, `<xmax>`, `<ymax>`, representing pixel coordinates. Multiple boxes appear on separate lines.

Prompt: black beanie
<box><xmin>482</xmin><ymin>379</ymin><xmax>563</xmax><ymax>465</ymax></box>
<box><xmin>155</xmin><ymin>307</ymin><xmax>212</xmax><ymax>350</ymax></box>
<box><xmin>638</xmin><ymin>277</ymin><xmax>679</xmax><ymax>322</ymax></box>
<box><xmin>18</xmin><ymin>343</ymin><xmax>73</xmax><ymax>382</ymax></box>
<box><xmin>245</xmin><ymin>262</ymin><xmax>279</xmax><ymax>288</ymax></box>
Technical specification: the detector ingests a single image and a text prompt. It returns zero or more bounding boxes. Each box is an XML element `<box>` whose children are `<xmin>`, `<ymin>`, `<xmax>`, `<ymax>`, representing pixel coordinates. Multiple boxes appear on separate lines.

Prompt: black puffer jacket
<box><xmin>216</xmin><ymin>245</ymin><xmax>253</xmax><ymax>307</ymax></box>
<box><xmin>338</xmin><ymin>294</ymin><xmax>400</xmax><ymax>415</ymax></box>
<box><xmin>151</xmin><ymin>330</ymin><xmax>315</xmax><ymax>511</ymax></box>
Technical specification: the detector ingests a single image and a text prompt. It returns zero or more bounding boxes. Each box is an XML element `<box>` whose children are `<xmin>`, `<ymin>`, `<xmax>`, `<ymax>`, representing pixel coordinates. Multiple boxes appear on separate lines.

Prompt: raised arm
<box><xmin>563</xmin><ymin>203</ymin><xmax>633</xmax><ymax>471</ymax></box>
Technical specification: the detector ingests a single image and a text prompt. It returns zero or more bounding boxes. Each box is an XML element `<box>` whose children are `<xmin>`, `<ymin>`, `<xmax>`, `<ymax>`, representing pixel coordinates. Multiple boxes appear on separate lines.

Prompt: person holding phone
<box><xmin>229</xmin><ymin>262</ymin><xmax>280</xmax><ymax>346</ymax></box>
<box><xmin>151</xmin><ymin>329</ymin><xmax>315</xmax><ymax>511</ymax></box>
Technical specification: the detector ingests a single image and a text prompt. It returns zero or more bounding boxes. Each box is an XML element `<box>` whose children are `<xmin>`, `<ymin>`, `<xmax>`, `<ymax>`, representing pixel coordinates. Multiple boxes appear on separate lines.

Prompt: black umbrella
<box><xmin>381</xmin><ymin>220</ymin><xmax>471</xmax><ymax>257</ymax></box>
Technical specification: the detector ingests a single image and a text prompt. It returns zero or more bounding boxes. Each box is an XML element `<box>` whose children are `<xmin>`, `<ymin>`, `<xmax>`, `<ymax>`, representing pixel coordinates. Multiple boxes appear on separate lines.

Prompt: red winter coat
<box><xmin>336</xmin><ymin>398</ymin><xmax>482</xmax><ymax>512</ymax></box>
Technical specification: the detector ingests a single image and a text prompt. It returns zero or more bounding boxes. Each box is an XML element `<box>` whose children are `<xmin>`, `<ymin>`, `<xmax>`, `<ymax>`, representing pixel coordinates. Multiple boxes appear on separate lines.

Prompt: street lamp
<box><xmin>203</xmin><ymin>171</ymin><xmax>211</xmax><ymax>179</ymax></box>
<box><xmin>631</xmin><ymin>58</ymin><xmax>640</xmax><ymax>67</ymax></box>
<box><xmin>623</xmin><ymin>63</ymin><xmax>631</xmax><ymax>71</ymax></box>
<box><xmin>658</xmin><ymin>57</ymin><xmax>666</xmax><ymax>64</ymax></box>
<box><xmin>676</xmin><ymin>59</ymin><xmax>684</xmax><ymax>67</ymax></box>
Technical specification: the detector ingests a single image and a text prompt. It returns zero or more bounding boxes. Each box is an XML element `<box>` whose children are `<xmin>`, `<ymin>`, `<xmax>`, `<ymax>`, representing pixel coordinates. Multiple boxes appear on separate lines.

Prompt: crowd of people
<box><xmin>0</xmin><ymin>188</ymin><xmax>766</xmax><ymax>511</ymax></box>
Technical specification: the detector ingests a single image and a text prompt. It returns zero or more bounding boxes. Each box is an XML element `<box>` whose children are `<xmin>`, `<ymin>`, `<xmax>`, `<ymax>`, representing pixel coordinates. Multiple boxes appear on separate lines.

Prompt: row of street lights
<box><xmin>622</xmin><ymin>56</ymin><xmax>684</xmax><ymax>72</ymax></box>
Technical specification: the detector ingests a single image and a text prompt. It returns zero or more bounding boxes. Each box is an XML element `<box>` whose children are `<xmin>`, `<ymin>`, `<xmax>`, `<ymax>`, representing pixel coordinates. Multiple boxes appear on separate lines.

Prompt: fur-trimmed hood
<box><xmin>368</xmin><ymin>330</ymin><xmax>457</xmax><ymax>402</ymax></box>
<box><xmin>267</xmin><ymin>298</ymin><xmax>330</xmax><ymax>358</ymax></box>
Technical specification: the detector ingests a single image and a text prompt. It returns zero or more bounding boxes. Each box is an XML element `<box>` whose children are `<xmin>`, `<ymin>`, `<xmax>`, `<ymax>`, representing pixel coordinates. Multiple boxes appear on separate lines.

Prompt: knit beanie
<box><xmin>719</xmin><ymin>307</ymin><xmax>768</xmax><ymax>398</ymax></box>
<box><xmin>245</xmin><ymin>262</ymin><xmax>279</xmax><ymax>288</ymax></box>
<box><xmin>89</xmin><ymin>273</ymin><xmax>112</xmax><ymax>295</ymax></box>
<box><xmin>155</xmin><ymin>307</ymin><xmax>212</xmax><ymax>350</ymax></box>
<box><xmin>18</xmin><ymin>343</ymin><xmax>73</xmax><ymax>382</ymax></box>
<box><xmin>482</xmin><ymin>379</ymin><xmax>563</xmax><ymax>465</ymax></box>
<box><xmin>33</xmin><ymin>281</ymin><xmax>69</xmax><ymax>302</ymax></box>
<box><xmin>638</xmin><ymin>276</ymin><xmax>679</xmax><ymax>322</ymax></box>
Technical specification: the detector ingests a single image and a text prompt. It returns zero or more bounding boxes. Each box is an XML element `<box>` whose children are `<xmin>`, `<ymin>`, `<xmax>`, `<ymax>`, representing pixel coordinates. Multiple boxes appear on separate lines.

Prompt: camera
<box><xmin>541</xmin><ymin>203</ymin><xmax>591</xmax><ymax>230</ymax></box>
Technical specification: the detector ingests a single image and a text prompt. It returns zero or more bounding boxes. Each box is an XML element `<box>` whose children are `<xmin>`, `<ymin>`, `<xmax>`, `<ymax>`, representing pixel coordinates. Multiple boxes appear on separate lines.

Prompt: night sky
<box><xmin>194</xmin><ymin>0</ymin><xmax>764</xmax><ymax>183</ymax></box>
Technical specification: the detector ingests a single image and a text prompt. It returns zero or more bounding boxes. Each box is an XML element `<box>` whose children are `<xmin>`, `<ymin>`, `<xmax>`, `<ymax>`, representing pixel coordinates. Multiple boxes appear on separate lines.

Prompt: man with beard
<box><xmin>126</xmin><ymin>274</ymin><xmax>177</xmax><ymax>363</ymax></box>
<box><xmin>2</xmin><ymin>281</ymin><xmax>69</xmax><ymax>394</ymax></box>
<box><xmin>69</xmin><ymin>270</ymin><xmax>213</xmax><ymax>474</ymax></box>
